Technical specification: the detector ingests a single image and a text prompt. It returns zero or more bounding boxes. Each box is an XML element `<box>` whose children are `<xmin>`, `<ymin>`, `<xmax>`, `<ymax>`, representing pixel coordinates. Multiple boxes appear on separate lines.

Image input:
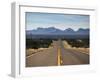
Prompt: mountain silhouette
<box><xmin>26</xmin><ymin>27</ymin><xmax>89</xmax><ymax>35</ymax></box>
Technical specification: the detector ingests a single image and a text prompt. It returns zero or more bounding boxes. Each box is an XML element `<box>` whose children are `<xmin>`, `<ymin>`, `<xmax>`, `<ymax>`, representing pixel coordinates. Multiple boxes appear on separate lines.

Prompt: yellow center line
<box><xmin>57</xmin><ymin>48</ymin><xmax>62</xmax><ymax>66</ymax></box>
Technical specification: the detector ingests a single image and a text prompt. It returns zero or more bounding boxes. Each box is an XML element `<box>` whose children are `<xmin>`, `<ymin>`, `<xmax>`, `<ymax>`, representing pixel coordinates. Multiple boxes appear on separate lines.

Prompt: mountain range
<box><xmin>26</xmin><ymin>27</ymin><xmax>89</xmax><ymax>35</ymax></box>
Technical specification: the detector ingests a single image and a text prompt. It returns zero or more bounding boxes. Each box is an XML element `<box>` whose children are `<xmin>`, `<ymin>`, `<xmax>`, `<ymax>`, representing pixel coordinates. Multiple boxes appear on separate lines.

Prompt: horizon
<box><xmin>26</xmin><ymin>26</ymin><xmax>89</xmax><ymax>31</ymax></box>
<box><xmin>26</xmin><ymin>12</ymin><xmax>89</xmax><ymax>31</ymax></box>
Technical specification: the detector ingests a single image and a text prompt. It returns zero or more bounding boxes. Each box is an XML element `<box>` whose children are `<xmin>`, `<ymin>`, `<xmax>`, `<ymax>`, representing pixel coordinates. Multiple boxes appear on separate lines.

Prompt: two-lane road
<box><xmin>26</xmin><ymin>40</ymin><xmax>89</xmax><ymax>67</ymax></box>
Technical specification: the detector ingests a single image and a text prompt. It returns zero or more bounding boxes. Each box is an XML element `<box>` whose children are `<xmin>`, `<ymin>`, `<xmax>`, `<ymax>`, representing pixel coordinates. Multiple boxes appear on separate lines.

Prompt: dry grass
<box><xmin>62</xmin><ymin>41</ymin><xmax>72</xmax><ymax>49</ymax></box>
<box><xmin>26</xmin><ymin>45</ymin><xmax>53</xmax><ymax>57</ymax></box>
<box><xmin>72</xmin><ymin>47</ymin><xmax>89</xmax><ymax>55</ymax></box>
<box><xmin>62</xmin><ymin>40</ymin><xmax>89</xmax><ymax>55</ymax></box>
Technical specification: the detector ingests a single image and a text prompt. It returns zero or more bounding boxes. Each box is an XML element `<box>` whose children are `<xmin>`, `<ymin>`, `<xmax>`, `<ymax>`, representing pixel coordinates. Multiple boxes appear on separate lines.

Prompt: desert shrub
<box><xmin>26</xmin><ymin>38</ymin><xmax>53</xmax><ymax>49</ymax></box>
<box><xmin>66</xmin><ymin>39</ymin><xmax>89</xmax><ymax>48</ymax></box>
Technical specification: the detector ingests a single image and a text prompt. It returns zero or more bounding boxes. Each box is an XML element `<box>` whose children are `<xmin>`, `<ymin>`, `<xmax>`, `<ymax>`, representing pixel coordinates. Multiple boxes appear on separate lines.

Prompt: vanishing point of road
<box><xmin>26</xmin><ymin>40</ymin><xmax>89</xmax><ymax>67</ymax></box>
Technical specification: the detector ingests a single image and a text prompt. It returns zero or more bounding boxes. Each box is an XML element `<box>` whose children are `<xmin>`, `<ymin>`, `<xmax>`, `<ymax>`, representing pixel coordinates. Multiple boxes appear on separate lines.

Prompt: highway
<box><xmin>26</xmin><ymin>40</ymin><xmax>89</xmax><ymax>67</ymax></box>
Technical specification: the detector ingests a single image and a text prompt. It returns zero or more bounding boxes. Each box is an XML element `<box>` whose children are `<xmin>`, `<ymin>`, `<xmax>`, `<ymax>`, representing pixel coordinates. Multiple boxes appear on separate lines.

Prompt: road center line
<box><xmin>57</xmin><ymin>48</ymin><xmax>61</xmax><ymax>66</ymax></box>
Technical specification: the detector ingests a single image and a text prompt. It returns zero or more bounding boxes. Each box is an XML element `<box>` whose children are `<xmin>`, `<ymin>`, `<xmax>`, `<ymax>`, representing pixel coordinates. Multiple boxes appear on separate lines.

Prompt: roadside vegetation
<box><xmin>26</xmin><ymin>38</ymin><xmax>89</xmax><ymax>49</ymax></box>
<box><xmin>65</xmin><ymin>39</ymin><xmax>89</xmax><ymax>48</ymax></box>
<box><xmin>26</xmin><ymin>38</ymin><xmax>53</xmax><ymax>49</ymax></box>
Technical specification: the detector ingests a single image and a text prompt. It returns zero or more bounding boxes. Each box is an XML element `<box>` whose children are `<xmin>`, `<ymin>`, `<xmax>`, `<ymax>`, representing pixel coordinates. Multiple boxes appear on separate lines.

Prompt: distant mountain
<box><xmin>76</xmin><ymin>28</ymin><xmax>89</xmax><ymax>35</ymax></box>
<box><xmin>37</xmin><ymin>27</ymin><xmax>62</xmax><ymax>33</ymax></box>
<box><xmin>26</xmin><ymin>27</ymin><xmax>89</xmax><ymax>35</ymax></box>
<box><xmin>63</xmin><ymin>28</ymin><xmax>75</xmax><ymax>34</ymax></box>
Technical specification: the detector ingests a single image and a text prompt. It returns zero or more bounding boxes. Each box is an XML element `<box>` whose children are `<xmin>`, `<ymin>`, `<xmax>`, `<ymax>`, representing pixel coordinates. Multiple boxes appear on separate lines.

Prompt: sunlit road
<box><xmin>26</xmin><ymin>41</ymin><xmax>58</xmax><ymax>67</ymax></box>
<box><xmin>58</xmin><ymin>40</ymin><xmax>89</xmax><ymax>65</ymax></box>
<box><xmin>26</xmin><ymin>40</ymin><xmax>89</xmax><ymax>67</ymax></box>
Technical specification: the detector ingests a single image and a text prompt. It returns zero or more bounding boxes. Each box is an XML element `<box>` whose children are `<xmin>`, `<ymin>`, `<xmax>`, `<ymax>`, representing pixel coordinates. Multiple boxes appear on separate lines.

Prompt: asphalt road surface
<box><xmin>26</xmin><ymin>40</ymin><xmax>89</xmax><ymax>67</ymax></box>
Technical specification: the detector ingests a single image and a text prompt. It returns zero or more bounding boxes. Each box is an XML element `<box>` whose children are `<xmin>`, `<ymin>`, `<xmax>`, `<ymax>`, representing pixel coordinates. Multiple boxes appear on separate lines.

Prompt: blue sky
<box><xmin>26</xmin><ymin>12</ymin><xmax>89</xmax><ymax>31</ymax></box>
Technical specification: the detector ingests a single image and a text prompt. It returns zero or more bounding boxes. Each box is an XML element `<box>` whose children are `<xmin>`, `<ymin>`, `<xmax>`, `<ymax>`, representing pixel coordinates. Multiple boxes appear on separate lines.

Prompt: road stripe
<box><xmin>57</xmin><ymin>48</ymin><xmax>61</xmax><ymax>66</ymax></box>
